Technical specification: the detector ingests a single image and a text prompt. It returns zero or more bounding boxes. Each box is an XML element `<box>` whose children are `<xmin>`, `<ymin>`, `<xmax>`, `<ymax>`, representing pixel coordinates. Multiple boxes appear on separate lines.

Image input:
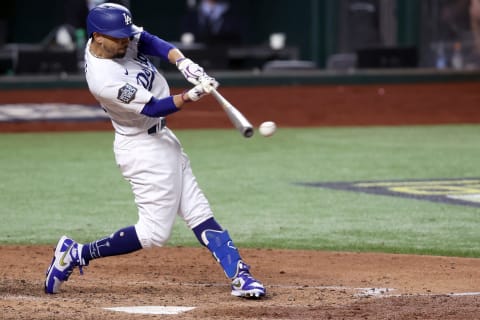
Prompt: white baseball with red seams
<box><xmin>259</xmin><ymin>121</ymin><xmax>276</xmax><ymax>137</ymax></box>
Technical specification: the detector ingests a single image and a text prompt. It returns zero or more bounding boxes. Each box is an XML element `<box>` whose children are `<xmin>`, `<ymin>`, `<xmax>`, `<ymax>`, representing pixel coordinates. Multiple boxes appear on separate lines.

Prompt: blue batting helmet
<box><xmin>87</xmin><ymin>3</ymin><xmax>141</xmax><ymax>38</ymax></box>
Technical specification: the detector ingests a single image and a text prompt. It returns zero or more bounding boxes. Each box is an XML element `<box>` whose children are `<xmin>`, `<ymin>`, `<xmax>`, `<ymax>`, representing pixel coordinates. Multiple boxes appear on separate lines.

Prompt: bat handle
<box><xmin>210</xmin><ymin>88</ymin><xmax>223</xmax><ymax>102</ymax></box>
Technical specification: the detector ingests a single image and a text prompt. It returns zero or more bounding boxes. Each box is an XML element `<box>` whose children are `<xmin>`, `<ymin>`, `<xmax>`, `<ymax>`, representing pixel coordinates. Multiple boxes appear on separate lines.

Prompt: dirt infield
<box><xmin>1</xmin><ymin>246</ymin><xmax>479</xmax><ymax>319</ymax></box>
<box><xmin>1</xmin><ymin>81</ymin><xmax>480</xmax><ymax>319</ymax></box>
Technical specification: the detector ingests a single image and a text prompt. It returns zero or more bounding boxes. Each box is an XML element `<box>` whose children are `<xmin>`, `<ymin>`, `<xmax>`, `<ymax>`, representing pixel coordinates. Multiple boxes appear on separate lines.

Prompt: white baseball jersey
<box><xmin>84</xmin><ymin>32</ymin><xmax>213</xmax><ymax>248</ymax></box>
<box><xmin>85</xmin><ymin>33</ymin><xmax>169</xmax><ymax>135</ymax></box>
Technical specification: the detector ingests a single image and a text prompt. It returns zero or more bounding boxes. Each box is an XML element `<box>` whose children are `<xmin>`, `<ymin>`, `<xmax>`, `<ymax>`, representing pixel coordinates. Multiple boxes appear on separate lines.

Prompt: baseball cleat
<box><xmin>44</xmin><ymin>235</ymin><xmax>84</xmax><ymax>294</ymax></box>
<box><xmin>230</xmin><ymin>262</ymin><xmax>266</xmax><ymax>298</ymax></box>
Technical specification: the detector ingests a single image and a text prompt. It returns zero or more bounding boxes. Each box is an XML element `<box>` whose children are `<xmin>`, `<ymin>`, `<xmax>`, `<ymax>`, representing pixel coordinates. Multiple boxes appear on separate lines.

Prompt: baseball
<box><xmin>259</xmin><ymin>121</ymin><xmax>276</xmax><ymax>137</ymax></box>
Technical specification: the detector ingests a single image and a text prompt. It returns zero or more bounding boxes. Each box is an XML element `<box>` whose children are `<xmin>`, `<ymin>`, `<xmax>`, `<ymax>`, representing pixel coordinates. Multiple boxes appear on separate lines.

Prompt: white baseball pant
<box><xmin>113</xmin><ymin>127</ymin><xmax>214</xmax><ymax>248</ymax></box>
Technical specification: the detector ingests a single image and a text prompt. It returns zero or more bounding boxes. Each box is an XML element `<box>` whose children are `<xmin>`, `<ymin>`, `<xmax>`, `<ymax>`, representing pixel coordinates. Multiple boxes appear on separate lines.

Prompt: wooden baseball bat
<box><xmin>211</xmin><ymin>89</ymin><xmax>254</xmax><ymax>138</ymax></box>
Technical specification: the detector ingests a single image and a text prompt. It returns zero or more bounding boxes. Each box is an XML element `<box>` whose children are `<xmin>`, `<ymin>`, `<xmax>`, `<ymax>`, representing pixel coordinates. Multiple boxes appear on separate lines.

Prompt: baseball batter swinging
<box><xmin>44</xmin><ymin>3</ymin><xmax>265</xmax><ymax>298</ymax></box>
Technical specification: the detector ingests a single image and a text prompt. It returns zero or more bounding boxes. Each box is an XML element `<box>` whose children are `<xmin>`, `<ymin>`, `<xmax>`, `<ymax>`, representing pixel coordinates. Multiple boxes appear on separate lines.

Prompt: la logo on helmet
<box><xmin>123</xmin><ymin>13</ymin><xmax>132</xmax><ymax>25</ymax></box>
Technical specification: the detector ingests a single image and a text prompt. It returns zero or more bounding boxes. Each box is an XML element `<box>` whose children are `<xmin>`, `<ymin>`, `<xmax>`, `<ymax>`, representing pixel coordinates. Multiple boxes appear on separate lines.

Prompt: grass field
<box><xmin>1</xmin><ymin>125</ymin><xmax>479</xmax><ymax>258</ymax></box>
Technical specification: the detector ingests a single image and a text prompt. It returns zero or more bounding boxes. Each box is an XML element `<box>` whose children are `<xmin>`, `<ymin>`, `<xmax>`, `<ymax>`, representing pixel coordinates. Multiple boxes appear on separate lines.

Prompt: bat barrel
<box><xmin>243</xmin><ymin>127</ymin><xmax>254</xmax><ymax>138</ymax></box>
<box><xmin>211</xmin><ymin>89</ymin><xmax>254</xmax><ymax>138</ymax></box>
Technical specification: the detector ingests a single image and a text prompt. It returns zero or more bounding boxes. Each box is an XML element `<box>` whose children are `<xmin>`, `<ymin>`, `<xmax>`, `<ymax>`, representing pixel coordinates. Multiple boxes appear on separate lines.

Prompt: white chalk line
<box><xmin>1</xmin><ymin>295</ymin><xmax>47</xmax><ymax>302</ymax></box>
<box><xmin>141</xmin><ymin>281</ymin><xmax>480</xmax><ymax>298</ymax></box>
<box><xmin>157</xmin><ymin>281</ymin><xmax>396</xmax><ymax>297</ymax></box>
<box><xmin>377</xmin><ymin>291</ymin><xmax>480</xmax><ymax>298</ymax></box>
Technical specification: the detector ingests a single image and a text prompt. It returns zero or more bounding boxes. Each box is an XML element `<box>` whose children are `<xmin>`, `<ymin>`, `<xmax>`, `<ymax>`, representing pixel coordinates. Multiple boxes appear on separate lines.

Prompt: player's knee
<box><xmin>135</xmin><ymin>221</ymin><xmax>171</xmax><ymax>248</ymax></box>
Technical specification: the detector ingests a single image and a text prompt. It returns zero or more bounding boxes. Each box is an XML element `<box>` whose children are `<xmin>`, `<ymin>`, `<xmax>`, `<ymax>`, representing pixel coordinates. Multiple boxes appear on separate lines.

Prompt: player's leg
<box><xmin>113</xmin><ymin>130</ymin><xmax>183</xmax><ymax>248</ymax></box>
<box><xmin>191</xmin><ymin>219</ymin><xmax>265</xmax><ymax>298</ymax></box>
<box><xmin>45</xmin><ymin>132</ymin><xmax>182</xmax><ymax>294</ymax></box>
<box><xmin>44</xmin><ymin>226</ymin><xmax>142</xmax><ymax>294</ymax></box>
<box><xmin>81</xmin><ymin>226</ymin><xmax>142</xmax><ymax>261</ymax></box>
<box><xmin>176</xmin><ymin>147</ymin><xmax>265</xmax><ymax>298</ymax></box>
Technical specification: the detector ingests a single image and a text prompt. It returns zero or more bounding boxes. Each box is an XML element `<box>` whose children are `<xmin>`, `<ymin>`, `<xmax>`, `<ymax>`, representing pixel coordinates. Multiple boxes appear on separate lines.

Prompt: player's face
<box><xmin>99</xmin><ymin>34</ymin><xmax>130</xmax><ymax>59</ymax></box>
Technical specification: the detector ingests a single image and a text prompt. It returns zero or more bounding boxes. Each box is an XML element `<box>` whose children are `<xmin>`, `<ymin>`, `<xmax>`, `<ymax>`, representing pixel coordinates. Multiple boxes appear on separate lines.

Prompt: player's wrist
<box><xmin>175</xmin><ymin>57</ymin><xmax>188</xmax><ymax>68</ymax></box>
<box><xmin>181</xmin><ymin>90</ymin><xmax>191</xmax><ymax>103</ymax></box>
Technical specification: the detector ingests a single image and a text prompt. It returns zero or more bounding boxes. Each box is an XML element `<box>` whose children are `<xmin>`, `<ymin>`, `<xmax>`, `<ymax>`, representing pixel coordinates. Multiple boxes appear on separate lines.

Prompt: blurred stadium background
<box><xmin>0</xmin><ymin>0</ymin><xmax>479</xmax><ymax>74</ymax></box>
<box><xmin>1</xmin><ymin>0</ymin><xmax>480</xmax><ymax>129</ymax></box>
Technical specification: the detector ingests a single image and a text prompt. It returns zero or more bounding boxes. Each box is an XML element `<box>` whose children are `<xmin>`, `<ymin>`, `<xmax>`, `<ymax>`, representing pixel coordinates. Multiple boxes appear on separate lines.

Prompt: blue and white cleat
<box><xmin>230</xmin><ymin>262</ymin><xmax>266</xmax><ymax>298</ymax></box>
<box><xmin>44</xmin><ymin>235</ymin><xmax>84</xmax><ymax>294</ymax></box>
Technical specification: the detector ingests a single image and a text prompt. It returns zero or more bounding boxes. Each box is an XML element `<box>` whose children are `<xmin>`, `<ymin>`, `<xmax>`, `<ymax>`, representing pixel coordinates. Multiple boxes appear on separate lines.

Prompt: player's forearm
<box><xmin>168</xmin><ymin>48</ymin><xmax>185</xmax><ymax>65</ymax></box>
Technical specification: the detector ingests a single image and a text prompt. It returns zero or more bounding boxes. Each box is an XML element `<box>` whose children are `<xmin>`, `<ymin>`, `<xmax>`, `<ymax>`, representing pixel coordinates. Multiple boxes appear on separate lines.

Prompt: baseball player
<box><xmin>44</xmin><ymin>3</ymin><xmax>265</xmax><ymax>298</ymax></box>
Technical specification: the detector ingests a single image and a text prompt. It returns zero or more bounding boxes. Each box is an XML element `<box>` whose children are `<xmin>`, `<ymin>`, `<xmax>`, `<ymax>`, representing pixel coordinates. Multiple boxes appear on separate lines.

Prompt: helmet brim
<box><xmin>100</xmin><ymin>24</ymin><xmax>142</xmax><ymax>39</ymax></box>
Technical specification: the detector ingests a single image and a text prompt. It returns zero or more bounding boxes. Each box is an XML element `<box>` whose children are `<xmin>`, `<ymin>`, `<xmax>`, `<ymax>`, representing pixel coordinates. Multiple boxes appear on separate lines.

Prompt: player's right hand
<box><xmin>184</xmin><ymin>83</ymin><xmax>210</xmax><ymax>101</ymax></box>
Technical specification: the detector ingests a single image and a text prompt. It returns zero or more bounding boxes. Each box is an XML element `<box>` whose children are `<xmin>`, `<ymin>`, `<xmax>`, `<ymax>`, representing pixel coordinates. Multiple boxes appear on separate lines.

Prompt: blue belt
<box><xmin>147</xmin><ymin>118</ymin><xmax>166</xmax><ymax>135</ymax></box>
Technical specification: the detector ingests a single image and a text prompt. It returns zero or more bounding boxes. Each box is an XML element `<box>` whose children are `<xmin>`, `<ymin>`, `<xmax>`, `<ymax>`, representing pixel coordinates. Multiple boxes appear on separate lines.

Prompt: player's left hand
<box><xmin>176</xmin><ymin>58</ymin><xmax>206</xmax><ymax>85</ymax></box>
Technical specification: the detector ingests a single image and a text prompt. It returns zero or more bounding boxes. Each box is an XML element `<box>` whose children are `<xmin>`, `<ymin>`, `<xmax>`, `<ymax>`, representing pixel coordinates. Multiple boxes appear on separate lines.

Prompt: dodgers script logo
<box><xmin>135</xmin><ymin>53</ymin><xmax>156</xmax><ymax>91</ymax></box>
<box><xmin>123</xmin><ymin>13</ymin><xmax>132</xmax><ymax>26</ymax></box>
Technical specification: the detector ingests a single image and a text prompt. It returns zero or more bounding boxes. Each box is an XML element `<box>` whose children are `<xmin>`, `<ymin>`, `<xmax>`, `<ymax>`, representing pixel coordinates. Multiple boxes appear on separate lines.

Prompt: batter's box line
<box><xmin>121</xmin><ymin>281</ymin><xmax>480</xmax><ymax>298</ymax></box>
<box><xmin>267</xmin><ymin>284</ymin><xmax>395</xmax><ymax>296</ymax></box>
<box><xmin>266</xmin><ymin>286</ymin><xmax>480</xmax><ymax>298</ymax></box>
<box><xmin>157</xmin><ymin>281</ymin><xmax>397</xmax><ymax>297</ymax></box>
<box><xmin>376</xmin><ymin>291</ymin><xmax>480</xmax><ymax>299</ymax></box>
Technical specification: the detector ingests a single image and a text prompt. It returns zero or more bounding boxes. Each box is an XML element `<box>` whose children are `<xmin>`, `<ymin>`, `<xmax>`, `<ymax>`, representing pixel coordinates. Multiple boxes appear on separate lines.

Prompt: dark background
<box><xmin>0</xmin><ymin>0</ymin><xmax>423</xmax><ymax>68</ymax></box>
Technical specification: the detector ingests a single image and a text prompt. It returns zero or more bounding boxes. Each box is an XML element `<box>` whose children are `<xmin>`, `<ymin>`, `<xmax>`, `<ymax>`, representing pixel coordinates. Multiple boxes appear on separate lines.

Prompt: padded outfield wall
<box><xmin>0</xmin><ymin>69</ymin><xmax>480</xmax><ymax>132</ymax></box>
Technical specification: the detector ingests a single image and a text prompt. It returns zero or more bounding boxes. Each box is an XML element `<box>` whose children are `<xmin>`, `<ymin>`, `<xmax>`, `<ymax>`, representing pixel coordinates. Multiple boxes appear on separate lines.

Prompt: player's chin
<box><xmin>114</xmin><ymin>49</ymin><xmax>128</xmax><ymax>59</ymax></box>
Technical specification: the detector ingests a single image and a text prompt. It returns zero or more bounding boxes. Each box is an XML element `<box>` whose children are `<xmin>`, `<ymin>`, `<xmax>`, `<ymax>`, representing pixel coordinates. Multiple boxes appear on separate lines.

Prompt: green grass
<box><xmin>1</xmin><ymin>125</ymin><xmax>479</xmax><ymax>257</ymax></box>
